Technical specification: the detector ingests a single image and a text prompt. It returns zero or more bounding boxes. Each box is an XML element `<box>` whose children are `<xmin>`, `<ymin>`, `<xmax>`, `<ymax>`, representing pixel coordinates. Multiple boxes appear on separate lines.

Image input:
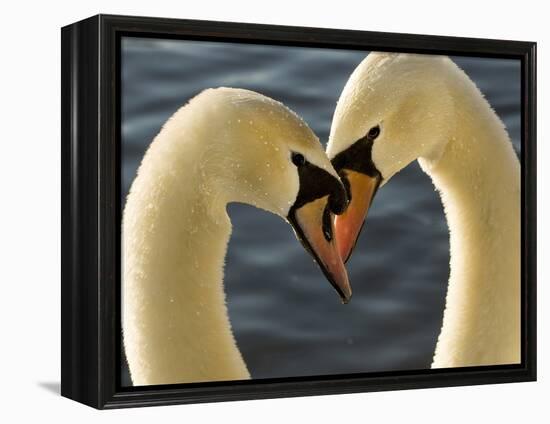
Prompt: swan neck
<box><xmin>423</xmin><ymin>91</ymin><xmax>520</xmax><ymax>367</ymax></box>
<box><xmin>123</xmin><ymin>132</ymin><xmax>249</xmax><ymax>385</ymax></box>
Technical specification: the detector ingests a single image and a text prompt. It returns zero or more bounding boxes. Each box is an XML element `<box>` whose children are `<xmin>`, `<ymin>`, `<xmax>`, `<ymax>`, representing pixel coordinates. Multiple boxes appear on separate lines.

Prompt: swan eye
<box><xmin>291</xmin><ymin>152</ymin><xmax>306</xmax><ymax>167</ymax></box>
<box><xmin>367</xmin><ymin>125</ymin><xmax>381</xmax><ymax>140</ymax></box>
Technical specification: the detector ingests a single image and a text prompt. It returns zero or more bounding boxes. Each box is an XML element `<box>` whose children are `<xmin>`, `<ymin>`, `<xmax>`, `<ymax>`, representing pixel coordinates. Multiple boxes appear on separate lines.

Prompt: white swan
<box><xmin>123</xmin><ymin>87</ymin><xmax>350</xmax><ymax>386</ymax></box>
<box><xmin>327</xmin><ymin>53</ymin><xmax>520</xmax><ymax>368</ymax></box>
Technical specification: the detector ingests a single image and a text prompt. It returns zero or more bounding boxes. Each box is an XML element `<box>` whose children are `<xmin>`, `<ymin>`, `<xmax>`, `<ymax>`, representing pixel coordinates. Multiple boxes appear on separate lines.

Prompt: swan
<box><xmin>123</xmin><ymin>87</ymin><xmax>350</xmax><ymax>386</ymax></box>
<box><xmin>327</xmin><ymin>53</ymin><xmax>520</xmax><ymax>368</ymax></box>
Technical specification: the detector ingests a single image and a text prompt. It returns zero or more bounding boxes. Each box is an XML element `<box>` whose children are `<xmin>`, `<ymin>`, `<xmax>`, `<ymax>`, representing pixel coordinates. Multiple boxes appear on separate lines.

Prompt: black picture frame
<box><xmin>61</xmin><ymin>14</ymin><xmax>537</xmax><ymax>409</ymax></box>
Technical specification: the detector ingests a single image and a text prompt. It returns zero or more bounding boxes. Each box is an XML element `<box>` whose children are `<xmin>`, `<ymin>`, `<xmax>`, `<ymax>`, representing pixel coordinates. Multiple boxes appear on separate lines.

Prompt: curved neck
<box><xmin>123</xmin><ymin>131</ymin><xmax>249</xmax><ymax>385</ymax></box>
<box><xmin>421</xmin><ymin>82</ymin><xmax>520</xmax><ymax>367</ymax></box>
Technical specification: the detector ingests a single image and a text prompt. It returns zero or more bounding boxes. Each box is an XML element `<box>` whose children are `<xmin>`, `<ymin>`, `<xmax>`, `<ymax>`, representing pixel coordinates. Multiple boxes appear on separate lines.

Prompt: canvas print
<box><xmin>120</xmin><ymin>37</ymin><xmax>521</xmax><ymax>387</ymax></box>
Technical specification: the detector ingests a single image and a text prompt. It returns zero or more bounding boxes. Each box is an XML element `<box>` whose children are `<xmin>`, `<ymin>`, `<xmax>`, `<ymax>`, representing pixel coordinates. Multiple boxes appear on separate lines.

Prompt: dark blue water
<box><xmin>121</xmin><ymin>37</ymin><xmax>521</xmax><ymax>385</ymax></box>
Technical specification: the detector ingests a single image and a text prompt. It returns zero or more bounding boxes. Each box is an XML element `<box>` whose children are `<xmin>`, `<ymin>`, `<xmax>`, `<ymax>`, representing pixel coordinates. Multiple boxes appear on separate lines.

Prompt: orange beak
<box><xmin>333</xmin><ymin>169</ymin><xmax>380</xmax><ymax>263</ymax></box>
<box><xmin>288</xmin><ymin>195</ymin><xmax>352</xmax><ymax>303</ymax></box>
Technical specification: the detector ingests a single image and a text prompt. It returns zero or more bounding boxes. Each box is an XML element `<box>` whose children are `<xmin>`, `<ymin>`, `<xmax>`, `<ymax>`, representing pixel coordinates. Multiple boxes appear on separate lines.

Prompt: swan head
<box><xmin>326</xmin><ymin>53</ymin><xmax>455</xmax><ymax>261</ymax></box>
<box><xmin>184</xmin><ymin>88</ymin><xmax>352</xmax><ymax>301</ymax></box>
